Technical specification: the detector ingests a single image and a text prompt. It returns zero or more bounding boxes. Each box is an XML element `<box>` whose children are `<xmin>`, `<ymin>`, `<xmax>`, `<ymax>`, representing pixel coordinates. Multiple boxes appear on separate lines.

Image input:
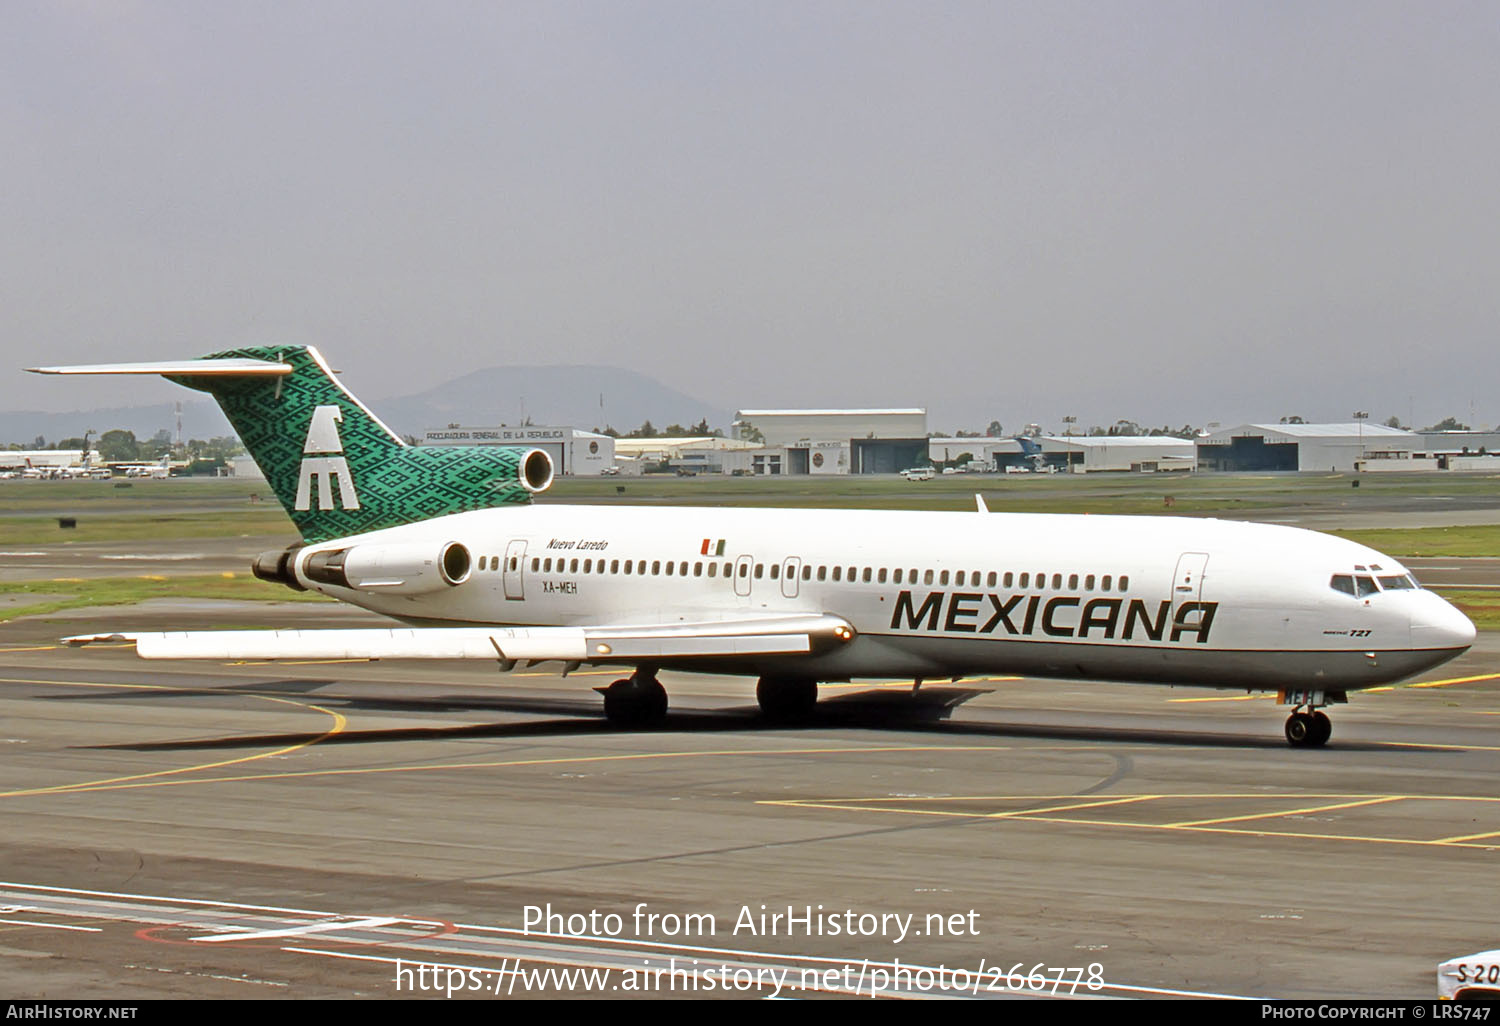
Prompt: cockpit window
<box><xmin>1354</xmin><ymin>575</ymin><xmax>1378</xmax><ymax>597</ymax></box>
<box><xmin>1378</xmin><ymin>574</ymin><xmax>1416</xmax><ymax>590</ymax></box>
<box><xmin>1330</xmin><ymin>574</ymin><xmax>1356</xmax><ymax>597</ymax></box>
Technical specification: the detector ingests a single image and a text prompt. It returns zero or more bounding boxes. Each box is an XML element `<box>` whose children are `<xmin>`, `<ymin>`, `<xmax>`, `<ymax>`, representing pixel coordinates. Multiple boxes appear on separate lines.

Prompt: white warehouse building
<box><xmin>732</xmin><ymin>409</ymin><xmax>929</xmax><ymax>475</ymax></box>
<box><xmin>1196</xmin><ymin>423</ymin><xmax>1420</xmax><ymax>473</ymax></box>
<box><xmin>928</xmin><ymin>436</ymin><xmax>1195</xmax><ymax>473</ymax></box>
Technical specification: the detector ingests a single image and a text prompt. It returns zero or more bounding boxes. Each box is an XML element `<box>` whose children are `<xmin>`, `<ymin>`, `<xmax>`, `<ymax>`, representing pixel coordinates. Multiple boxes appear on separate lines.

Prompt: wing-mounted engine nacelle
<box><xmin>301</xmin><ymin>541</ymin><xmax>473</xmax><ymax>595</ymax></box>
<box><xmin>251</xmin><ymin>543</ymin><xmax>307</xmax><ymax>592</ymax></box>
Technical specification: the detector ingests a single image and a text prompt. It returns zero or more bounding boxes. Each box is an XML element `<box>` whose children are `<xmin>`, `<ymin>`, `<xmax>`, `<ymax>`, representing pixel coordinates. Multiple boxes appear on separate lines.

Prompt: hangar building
<box><xmin>732</xmin><ymin>409</ymin><xmax>929</xmax><ymax>475</ymax></box>
<box><xmin>613</xmin><ymin>436</ymin><xmax>760</xmax><ymax>474</ymax></box>
<box><xmin>1196</xmin><ymin>423</ymin><xmax>1420</xmax><ymax>472</ymax></box>
<box><xmin>928</xmin><ymin>436</ymin><xmax>1195</xmax><ymax>473</ymax></box>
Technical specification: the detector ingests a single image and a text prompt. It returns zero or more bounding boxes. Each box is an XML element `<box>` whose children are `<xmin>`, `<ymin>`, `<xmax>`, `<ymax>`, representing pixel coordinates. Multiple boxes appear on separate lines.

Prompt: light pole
<box><xmin>1354</xmin><ymin>410</ymin><xmax>1368</xmax><ymax>470</ymax></box>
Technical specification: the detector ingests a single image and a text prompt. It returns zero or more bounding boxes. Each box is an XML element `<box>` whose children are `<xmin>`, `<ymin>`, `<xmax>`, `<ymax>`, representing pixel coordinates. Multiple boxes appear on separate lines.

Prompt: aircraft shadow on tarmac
<box><xmin>57</xmin><ymin>681</ymin><xmax>1431</xmax><ymax>753</ymax></box>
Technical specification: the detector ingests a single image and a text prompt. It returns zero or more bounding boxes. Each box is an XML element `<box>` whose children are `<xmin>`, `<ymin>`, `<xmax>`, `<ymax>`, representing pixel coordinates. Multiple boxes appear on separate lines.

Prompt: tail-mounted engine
<box><xmin>300</xmin><ymin>541</ymin><xmax>473</xmax><ymax>595</ymax></box>
<box><xmin>251</xmin><ymin>543</ymin><xmax>307</xmax><ymax>592</ymax></box>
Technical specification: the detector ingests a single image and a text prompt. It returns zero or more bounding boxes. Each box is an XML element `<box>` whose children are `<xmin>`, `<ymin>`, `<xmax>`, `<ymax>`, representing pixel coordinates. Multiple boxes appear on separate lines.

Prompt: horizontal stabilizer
<box><xmin>27</xmin><ymin>359</ymin><xmax>292</xmax><ymax>377</ymax></box>
<box><xmin>62</xmin><ymin>614</ymin><xmax>854</xmax><ymax>663</ymax></box>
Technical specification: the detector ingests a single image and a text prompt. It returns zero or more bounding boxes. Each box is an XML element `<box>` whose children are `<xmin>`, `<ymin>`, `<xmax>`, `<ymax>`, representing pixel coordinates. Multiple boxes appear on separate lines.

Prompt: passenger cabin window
<box><xmin>817</xmin><ymin>566</ymin><xmax>827</xmax><ymax>581</ymax></box>
<box><xmin>987</xmin><ymin>572</ymin><xmax>997</xmax><ymax>588</ymax></box>
<box><xmin>939</xmin><ymin>570</ymin><xmax>950</xmax><ymax>586</ymax></box>
<box><xmin>832</xmin><ymin>566</ymin><xmax>842</xmax><ymax>582</ymax></box>
<box><xmin>923</xmin><ymin>569</ymin><xmax>934</xmax><ymax>586</ymax></box>
<box><xmin>1084</xmin><ymin>574</ymin><xmax>1095</xmax><ymax>591</ymax></box>
<box><xmin>863</xmin><ymin>568</ymin><xmax>872</xmax><ymax>583</ymax></box>
<box><xmin>1068</xmin><ymin>573</ymin><xmax>1079</xmax><ymax>589</ymax></box>
<box><xmin>1119</xmin><ymin>575</ymin><xmax>1129</xmax><ymax>591</ymax></box>
<box><xmin>802</xmin><ymin>565</ymin><xmax>811</xmax><ymax>581</ymax></box>
<box><xmin>893</xmin><ymin>569</ymin><xmax>903</xmax><ymax>584</ymax></box>
<box><xmin>877</xmin><ymin>569</ymin><xmax>888</xmax><ymax>584</ymax></box>
<box><xmin>1102</xmin><ymin>575</ymin><xmax>1112</xmax><ymax>591</ymax></box>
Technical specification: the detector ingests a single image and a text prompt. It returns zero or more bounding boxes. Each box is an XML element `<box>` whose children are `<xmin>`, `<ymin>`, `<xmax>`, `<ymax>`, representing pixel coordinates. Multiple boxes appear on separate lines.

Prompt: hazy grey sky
<box><xmin>4</xmin><ymin>1</ymin><xmax>1497</xmax><ymax>433</ymax></box>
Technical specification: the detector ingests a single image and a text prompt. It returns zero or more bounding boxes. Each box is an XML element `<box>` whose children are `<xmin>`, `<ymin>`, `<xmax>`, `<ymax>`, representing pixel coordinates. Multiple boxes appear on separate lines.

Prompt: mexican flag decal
<box><xmin>700</xmin><ymin>538</ymin><xmax>727</xmax><ymax>556</ymax></box>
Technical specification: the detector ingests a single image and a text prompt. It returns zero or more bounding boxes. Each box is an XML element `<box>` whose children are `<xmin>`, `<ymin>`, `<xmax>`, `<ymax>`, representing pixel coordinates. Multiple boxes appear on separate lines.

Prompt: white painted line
<box><xmin>0</xmin><ymin>880</ymin><xmax>345</xmax><ymax>918</ymax></box>
<box><xmin>194</xmin><ymin>915</ymin><xmax>401</xmax><ymax>943</ymax></box>
<box><xmin>2</xmin><ymin>918</ymin><xmax>102</xmax><ymax>932</ymax></box>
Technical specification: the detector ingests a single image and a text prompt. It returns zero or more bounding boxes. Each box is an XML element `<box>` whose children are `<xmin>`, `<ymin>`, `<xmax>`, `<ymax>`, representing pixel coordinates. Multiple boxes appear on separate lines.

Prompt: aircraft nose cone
<box><xmin>1411</xmin><ymin>593</ymin><xmax>1477</xmax><ymax>652</ymax></box>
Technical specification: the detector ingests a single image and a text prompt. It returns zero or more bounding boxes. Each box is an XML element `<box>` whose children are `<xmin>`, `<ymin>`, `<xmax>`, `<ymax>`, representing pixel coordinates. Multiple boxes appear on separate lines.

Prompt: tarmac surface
<box><xmin>2</xmin><ymin>479</ymin><xmax>1498</xmax><ymax>1001</ymax></box>
<box><xmin>1</xmin><ymin>593</ymin><xmax>1498</xmax><ymax>1000</ymax></box>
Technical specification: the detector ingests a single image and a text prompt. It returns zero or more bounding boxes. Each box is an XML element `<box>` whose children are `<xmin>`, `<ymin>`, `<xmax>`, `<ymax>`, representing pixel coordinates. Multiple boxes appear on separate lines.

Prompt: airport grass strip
<box><xmin>0</xmin><ymin>511</ymin><xmax>295</xmax><ymax>544</ymax></box>
<box><xmin>0</xmin><ymin>574</ymin><xmax>330</xmax><ymax>621</ymax></box>
<box><xmin>1330</xmin><ymin>525</ymin><xmax>1500</xmax><ymax>558</ymax></box>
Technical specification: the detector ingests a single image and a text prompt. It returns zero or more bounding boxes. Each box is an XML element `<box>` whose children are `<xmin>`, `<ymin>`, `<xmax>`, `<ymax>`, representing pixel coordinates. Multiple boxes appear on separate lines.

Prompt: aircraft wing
<box><xmin>61</xmin><ymin>614</ymin><xmax>855</xmax><ymax>665</ymax></box>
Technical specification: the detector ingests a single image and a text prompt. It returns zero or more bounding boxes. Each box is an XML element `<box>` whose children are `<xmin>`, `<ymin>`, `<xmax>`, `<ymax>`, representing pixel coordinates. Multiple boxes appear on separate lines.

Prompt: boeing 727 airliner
<box><xmin>30</xmin><ymin>347</ymin><xmax>1476</xmax><ymax>746</ymax></box>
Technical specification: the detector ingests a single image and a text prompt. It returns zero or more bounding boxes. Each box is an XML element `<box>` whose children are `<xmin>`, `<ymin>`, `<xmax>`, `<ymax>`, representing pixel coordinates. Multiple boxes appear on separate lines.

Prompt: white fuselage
<box><xmin>293</xmin><ymin>504</ymin><xmax>1476</xmax><ymax>692</ymax></box>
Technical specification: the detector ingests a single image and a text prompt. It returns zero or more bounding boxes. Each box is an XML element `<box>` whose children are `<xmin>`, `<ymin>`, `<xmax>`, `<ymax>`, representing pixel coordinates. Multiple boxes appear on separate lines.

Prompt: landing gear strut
<box><xmin>757</xmin><ymin>676</ymin><xmax>818</xmax><ymax>722</ymax></box>
<box><xmin>598</xmin><ymin>670</ymin><xmax>668</xmax><ymax>728</ymax></box>
<box><xmin>1280</xmin><ymin>689</ymin><xmax>1341</xmax><ymax>748</ymax></box>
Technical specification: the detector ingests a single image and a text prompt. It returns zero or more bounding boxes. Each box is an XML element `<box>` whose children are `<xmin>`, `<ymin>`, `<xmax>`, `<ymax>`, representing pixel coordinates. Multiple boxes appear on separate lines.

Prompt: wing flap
<box><xmin>61</xmin><ymin>614</ymin><xmax>851</xmax><ymax>663</ymax></box>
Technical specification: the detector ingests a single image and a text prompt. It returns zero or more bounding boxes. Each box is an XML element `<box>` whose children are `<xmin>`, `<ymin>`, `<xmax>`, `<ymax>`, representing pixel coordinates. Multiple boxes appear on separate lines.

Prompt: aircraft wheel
<box><xmin>1284</xmin><ymin>712</ymin><xmax>1314</xmax><ymax>747</ymax></box>
<box><xmin>757</xmin><ymin>676</ymin><xmax>818</xmax><ymax>722</ymax></box>
<box><xmin>601</xmin><ymin>674</ymin><xmax>668</xmax><ymax>728</ymax></box>
<box><xmin>1309</xmin><ymin>711</ymin><xmax>1332</xmax><ymax>747</ymax></box>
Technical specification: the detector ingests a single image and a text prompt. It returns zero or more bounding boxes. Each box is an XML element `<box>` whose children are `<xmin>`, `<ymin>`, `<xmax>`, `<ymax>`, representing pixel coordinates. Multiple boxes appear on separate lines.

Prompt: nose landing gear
<box><xmin>1284</xmin><ymin>709</ymin><xmax>1332</xmax><ymax>747</ymax></box>
<box><xmin>1280</xmin><ymin>689</ymin><xmax>1344</xmax><ymax>748</ymax></box>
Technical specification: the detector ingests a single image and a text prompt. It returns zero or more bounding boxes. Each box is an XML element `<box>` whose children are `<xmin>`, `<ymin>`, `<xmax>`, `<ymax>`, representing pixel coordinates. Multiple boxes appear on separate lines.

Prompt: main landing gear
<box><xmin>1280</xmin><ymin>688</ymin><xmax>1344</xmax><ymax>748</ymax></box>
<box><xmin>597</xmin><ymin>670</ymin><xmax>668</xmax><ymax>729</ymax></box>
<box><xmin>756</xmin><ymin>676</ymin><xmax>818</xmax><ymax>722</ymax></box>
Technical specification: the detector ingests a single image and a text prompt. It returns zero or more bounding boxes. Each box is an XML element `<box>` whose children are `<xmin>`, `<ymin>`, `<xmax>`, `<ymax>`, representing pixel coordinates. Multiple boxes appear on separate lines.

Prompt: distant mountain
<box><xmin>375</xmin><ymin>365</ymin><xmax>730</xmax><ymax>437</ymax></box>
<box><xmin>0</xmin><ymin>401</ymin><xmax>231</xmax><ymax>447</ymax></box>
<box><xmin>1</xmin><ymin>366</ymin><xmax>729</xmax><ymax>445</ymax></box>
